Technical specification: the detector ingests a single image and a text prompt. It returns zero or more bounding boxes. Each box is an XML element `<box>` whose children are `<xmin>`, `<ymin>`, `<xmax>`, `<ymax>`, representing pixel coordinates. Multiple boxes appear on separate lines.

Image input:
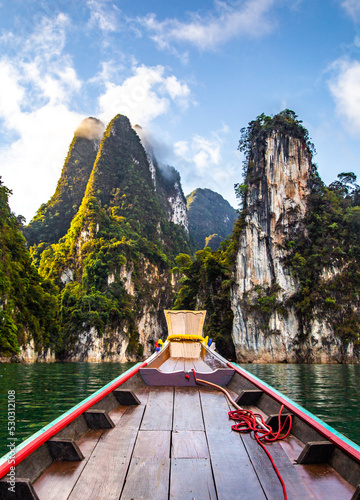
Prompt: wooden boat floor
<box><xmin>159</xmin><ymin>356</ymin><xmax>213</xmax><ymax>373</ymax></box>
<box><xmin>33</xmin><ymin>386</ymin><xmax>355</xmax><ymax>500</ymax></box>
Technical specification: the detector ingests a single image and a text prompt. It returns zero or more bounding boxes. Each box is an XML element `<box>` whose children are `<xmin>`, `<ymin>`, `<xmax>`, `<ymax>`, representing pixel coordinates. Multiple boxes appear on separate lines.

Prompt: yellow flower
<box><xmin>166</xmin><ymin>334</ymin><xmax>205</xmax><ymax>342</ymax></box>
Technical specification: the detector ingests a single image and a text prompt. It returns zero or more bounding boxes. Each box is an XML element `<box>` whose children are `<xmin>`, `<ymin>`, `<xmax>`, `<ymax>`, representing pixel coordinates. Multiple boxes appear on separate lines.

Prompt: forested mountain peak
<box><xmin>23</xmin><ymin>118</ymin><xmax>104</xmax><ymax>248</ymax></box>
<box><xmin>186</xmin><ymin>188</ymin><xmax>237</xmax><ymax>250</ymax></box>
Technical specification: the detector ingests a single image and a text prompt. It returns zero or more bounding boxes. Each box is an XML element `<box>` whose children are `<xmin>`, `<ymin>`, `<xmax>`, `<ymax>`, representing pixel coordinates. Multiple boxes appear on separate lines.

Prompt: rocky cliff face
<box><xmin>134</xmin><ymin>125</ymin><xmax>189</xmax><ymax>233</ymax></box>
<box><xmin>35</xmin><ymin>114</ymin><xmax>190</xmax><ymax>362</ymax></box>
<box><xmin>231</xmin><ymin>130</ymin><xmax>358</xmax><ymax>363</ymax></box>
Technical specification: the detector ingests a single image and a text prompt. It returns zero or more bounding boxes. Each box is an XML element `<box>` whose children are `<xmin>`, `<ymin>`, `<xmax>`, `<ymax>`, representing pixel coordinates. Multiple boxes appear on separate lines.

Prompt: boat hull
<box><xmin>0</xmin><ymin>348</ymin><xmax>359</xmax><ymax>500</ymax></box>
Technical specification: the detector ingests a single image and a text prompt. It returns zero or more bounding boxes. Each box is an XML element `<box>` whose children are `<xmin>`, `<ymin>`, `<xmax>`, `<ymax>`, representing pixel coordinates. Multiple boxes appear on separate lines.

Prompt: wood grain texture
<box><xmin>83</xmin><ymin>409</ymin><xmax>115</xmax><ymax>429</ymax></box>
<box><xmin>47</xmin><ymin>438</ymin><xmax>84</xmax><ymax>462</ymax></box>
<box><xmin>240</xmin><ymin>433</ymin><xmax>315</xmax><ymax>500</ymax></box>
<box><xmin>200</xmin><ymin>388</ymin><xmax>267</xmax><ymax>500</ymax></box>
<box><xmin>193</xmin><ymin>357</ymin><xmax>213</xmax><ymax>373</ymax></box>
<box><xmin>120</xmin><ymin>458</ymin><xmax>170</xmax><ymax>500</ymax></box>
<box><xmin>140</xmin><ymin>387</ymin><xmax>174</xmax><ymax>431</ymax></box>
<box><xmin>173</xmin><ymin>387</ymin><xmax>204</xmax><ymax>431</ymax></box>
<box><xmin>68</xmin><ymin>405</ymin><xmax>144</xmax><ymax>500</ymax></box>
<box><xmin>0</xmin><ymin>478</ymin><xmax>40</xmax><ymax>500</ymax></box>
<box><xmin>171</xmin><ymin>430</ymin><xmax>210</xmax><ymax>459</ymax></box>
<box><xmin>113</xmin><ymin>389</ymin><xmax>141</xmax><ymax>406</ymax></box>
<box><xmin>33</xmin><ymin>430</ymin><xmax>103</xmax><ymax>500</ymax></box>
<box><xmin>170</xmin><ymin>459</ymin><xmax>217</xmax><ymax>500</ymax></box>
<box><xmin>297</xmin><ymin>441</ymin><xmax>334</xmax><ymax>464</ymax></box>
<box><xmin>132</xmin><ymin>430</ymin><xmax>171</xmax><ymax>459</ymax></box>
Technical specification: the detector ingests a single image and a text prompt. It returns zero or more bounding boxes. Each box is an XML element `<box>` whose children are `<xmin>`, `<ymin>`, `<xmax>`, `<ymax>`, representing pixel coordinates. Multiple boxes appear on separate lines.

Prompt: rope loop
<box><xmin>191</xmin><ymin>368</ymin><xmax>292</xmax><ymax>500</ymax></box>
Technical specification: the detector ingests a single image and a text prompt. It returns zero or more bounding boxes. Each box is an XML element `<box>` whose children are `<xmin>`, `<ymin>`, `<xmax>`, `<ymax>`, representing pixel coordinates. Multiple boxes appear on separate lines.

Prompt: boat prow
<box><xmin>0</xmin><ymin>310</ymin><xmax>359</xmax><ymax>499</ymax></box>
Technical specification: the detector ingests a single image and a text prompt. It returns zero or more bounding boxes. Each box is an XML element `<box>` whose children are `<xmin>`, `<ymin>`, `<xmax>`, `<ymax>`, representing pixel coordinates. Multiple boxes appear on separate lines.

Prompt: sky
<box><xmin>1</xmin><ymin>0</ymin><xmax>360</xmax><ymax>222</ymax></box>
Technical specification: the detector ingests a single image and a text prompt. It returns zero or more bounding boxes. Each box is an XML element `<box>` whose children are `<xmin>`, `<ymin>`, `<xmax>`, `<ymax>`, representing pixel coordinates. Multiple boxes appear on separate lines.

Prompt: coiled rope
<box><xmin>191</xmin><ymin>369</ymin><xmax>292</xmax><ymax>500</ymax></box>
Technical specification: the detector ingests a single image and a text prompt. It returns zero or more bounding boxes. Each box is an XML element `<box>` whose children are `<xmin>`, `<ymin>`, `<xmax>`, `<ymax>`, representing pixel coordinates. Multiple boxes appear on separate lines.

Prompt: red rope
<box><xmin>229</xmin><ymin>406</ymin><xmax>292</xmax><ymax>500</ymax></box>
<box><xmin>191</xmin><ymin>368</ymin><xmax>292</xmax><ymax>500</ymax></box>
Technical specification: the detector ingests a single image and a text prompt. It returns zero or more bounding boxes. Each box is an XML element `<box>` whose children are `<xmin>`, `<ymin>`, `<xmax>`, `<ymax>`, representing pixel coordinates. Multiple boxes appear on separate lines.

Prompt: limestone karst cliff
<box><xmin>34</xmin><ymin>114</ymin><xmax>191</xmax><ymax>361</ymax></box>
<box><xmin>231</xmin><ymin>111</ymin><xmax>360</xmax><ymax>363</ymax></box>
<box><xmin>174</xmin><ymin>110</ymin><xmax>360</xmax><ymax>363</ymax></box>
<box><xmin>2</xmin><ymin>112</ymin><xmax>235</xmax><ymax>362</ymax></box>
<box><xmin>4</xmin><ymin>109</ymin><xmax>358</xmax><ymax>363</ymax></box>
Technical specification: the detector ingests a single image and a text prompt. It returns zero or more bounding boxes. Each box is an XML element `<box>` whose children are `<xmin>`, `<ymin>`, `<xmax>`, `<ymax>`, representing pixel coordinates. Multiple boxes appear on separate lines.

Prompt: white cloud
<box><xmin>87</xmin><ymin>0</ymin><xmax>120</xmax><ymax>32</ymax></box>
<box><xmin>98</xmin><ymin>64</ymin><xmax>191</xmax><ymax>125</ymax></box>
<box><xmin>174</xmin><ymin>133</ymin><xmax>222</xmax><ymax>172</ymax></box>
<box><xmin>138</xmin><ymin>0</ymin><xmax>276</xmax><ymax>51</ymax></box>
<box><xmin>172</xmin><ymin>126</ymin><xmax>239</xmax><ymax>204</ymax></box>
<box><xmin>174</xmin><ymin>140</ymin><xmax>189</xmax><ymax>158</ymax></box>
<box><xmin>0</xmin><ymin>14</ymin><xmax>84</xmax><ymax>221</ymax></box>
<box><xmin>1</xmin><ymin>104</ymin><xmax>83</xmax><ymax>221</ymax></box>
<box><xmin>0</xmin><ymin>13</ymin><xmax>194</xmax><ymax>220</ymax></box>
<box><xmin>329</xmin><ymin>58</ymin><xmax>360</xmax><ymax>132</ymax></box>
<box><xmin>341</xmin><ymin>0</ymin><xmax>360</xmax><ymax>22</ymax></box>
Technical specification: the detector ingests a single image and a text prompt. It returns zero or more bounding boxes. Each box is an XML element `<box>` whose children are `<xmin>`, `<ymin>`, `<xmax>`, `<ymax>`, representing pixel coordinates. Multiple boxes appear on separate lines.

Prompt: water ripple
<box><xmin>0</xmin><ymin>362</ymin><xmax>134</xmax><ymax>458</ymax></box>
<box><xmin>240</xmin><ymin>364</ymin><xmax>360</xmax><ymax>446</ymax></box>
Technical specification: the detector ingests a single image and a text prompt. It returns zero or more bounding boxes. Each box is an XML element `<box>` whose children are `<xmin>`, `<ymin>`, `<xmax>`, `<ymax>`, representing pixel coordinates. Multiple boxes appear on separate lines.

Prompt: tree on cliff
<box><xmin>0</xmin><ymin>177</ymin><xmax>59</xmax><ymax>357</ymax></box>
<box><xmin>286</xmin><ymin>171</ymin><xmax>360</xmax><ymax>344</ymax></box>
<box><xmin>175</xmin><ymin>110</ymin><xmax>360</xmax><ymax>360</ymax></box>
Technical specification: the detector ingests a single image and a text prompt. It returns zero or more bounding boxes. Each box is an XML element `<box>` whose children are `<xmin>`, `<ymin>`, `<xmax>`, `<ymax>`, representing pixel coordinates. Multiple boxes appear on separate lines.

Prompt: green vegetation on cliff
<box><xmin>172</xmin><ymin>214</ymin><xmax>244</xmax><ymax>359</ymax></box>
<box><xmin>36</xmin><ymin>115</ymin><xmax>189</xmax><ymax>359</ymax></box>
<box><xmin>0</xmin><ymin>178</ymin><xmax>58</xmax><ymax>356</ymax></box>
<box><xmin>176</xmin><ymin>110</ymin><xmax>360</xmax><ymax>353</ymax></box>
<box><xmin>187</xmin><ymin>188</ymin><xmax>236</xmax><ymax>250</ymax></box>
<box><xmin>285</xmin><ymin>171</ymin><xmax>360</xmax><ymax>344</ymax></box>
<box><xmin>23</xmin><ymin>132</ymin><xmax>100</xmax><ymax>248</ymax></box>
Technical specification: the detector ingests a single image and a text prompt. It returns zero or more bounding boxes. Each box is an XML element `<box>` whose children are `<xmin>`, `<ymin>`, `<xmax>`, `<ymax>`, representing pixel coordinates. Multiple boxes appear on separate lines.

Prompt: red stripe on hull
<box><xmin>0</xmin><ymin>361</ymin><xmax>147</xmax><ymax>479</ymax></box>
<box><xmin>228</xmin><ymin>362</ymin><xmax>360</xmax><ymax>463</ymax></box>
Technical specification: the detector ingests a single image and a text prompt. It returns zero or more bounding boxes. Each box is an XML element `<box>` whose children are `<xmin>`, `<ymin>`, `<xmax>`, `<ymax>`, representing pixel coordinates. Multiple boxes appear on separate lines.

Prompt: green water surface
<box><xmin>240</xmin><ymin>363</ymin><xmax>360</xmax><ymax>447</ymax></box>
<box><xmin>0</xmin><ymin>362</ymin><xmax>134</xmax><ymax>458</ymax></box>
<box><xmin>0</xmin><ymin>362</ymin><xmax>359</xmax><ymax>459</ymax></box>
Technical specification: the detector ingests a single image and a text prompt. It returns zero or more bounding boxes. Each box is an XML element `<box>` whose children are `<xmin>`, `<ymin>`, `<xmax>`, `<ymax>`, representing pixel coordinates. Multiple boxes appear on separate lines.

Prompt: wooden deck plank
<box><xmin>173</xmin><ymin>387</ymin><xmax>204</xmax><ymax>431</ymax></box>
<box><xmin>280</xmin><ymin>436</ymin><xmax>355</xmax><ymax>499</ymax></box>
<box><xmin>160</xmin><ymin>357</ymin><xmax>182</xmax><ymax>373</ymax></box>
<box><xmin>130</xmin><ymin>386</ymin><xmax>150</xmax><ymax>406</ymax></box>
<box><xmin>200</xmin><ymin>388</ymin><xmax>267</xmax><ymax>500</ymax></box>
<box><xmin>141</xmin><ymin>387</ymin><xmax>174</xmax><ymax>431</ymax></box>
<box><xmin>120</xmin><ymin>458</ymin><xmax>170</xmax><ymax>500</ymax></box>
<box><xmin>172</xmin><ymin>431</ymin><xmax>210</xmax><ymax>459</ymax></box>
<box><xmin>223</xmin><ymin>388</ymin><xmax>315</xmax><ymax>499</ymax></box>
<box><xmin>68</xmin><ymin>405</ymin><xmax>144</xmax><ymax>500</ymax></box>
<box><xmin>33</xmin><ymin>429</ymin><xmax>103</xmax><ymax>500</ymax></box>
<box><xmin>193</xmin><ymin>357</ymin><xmax>213</xmax><ymax>373</ymax></box>
<box><xmin>240</xmin><ymin>433</ymin><xmax>315</xmax><ymax>500</ymax></box>
<box><xmin>170</xmin><ymin>459</ymin><xmax>217</xmax><ymax>500</ymax></box>
<box><xmin>132</xmin><ymin>430</ymin><xmax>171</xmax><ymax>459</ymax></box>
<box><xmin>184</xmin><ymin>358</ymin><xmax>195</xmax><ymax>372</ymax></box>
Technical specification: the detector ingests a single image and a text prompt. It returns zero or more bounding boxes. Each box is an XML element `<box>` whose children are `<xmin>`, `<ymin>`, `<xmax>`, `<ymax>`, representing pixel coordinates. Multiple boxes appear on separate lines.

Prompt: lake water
<box><xmin>0</xmin><ymin>362</ymin><xmax>359</xmax><ymax>459</ymax></box>
<box><xmin>239</xmin><ymin>363</ymin><xmax>360</xmax><ymax>446</ymax></box>
<box><xmin>0</xmin><ymin>362</ymin><xmax>133</xmax><ymax>458</ymax></box>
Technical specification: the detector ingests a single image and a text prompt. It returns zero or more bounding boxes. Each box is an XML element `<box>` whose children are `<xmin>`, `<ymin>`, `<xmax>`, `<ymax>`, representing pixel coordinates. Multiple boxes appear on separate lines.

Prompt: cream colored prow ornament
<box><xmin>164</xmin><ymin>310</ymin><xmax>207</xmax><ymax>359</ymax></box>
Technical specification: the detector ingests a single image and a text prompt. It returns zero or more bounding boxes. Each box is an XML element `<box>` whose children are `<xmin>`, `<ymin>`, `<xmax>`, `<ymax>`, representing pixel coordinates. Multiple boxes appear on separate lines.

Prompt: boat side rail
<box><xmin>0</xmin><ymin>361</ymin><xmax>147</xmax><ymax>480</ymax></box>
<box><xmin>228</xmin><ymin>362</ymin><xmax>360</xmax><ymax>465</ymax></box>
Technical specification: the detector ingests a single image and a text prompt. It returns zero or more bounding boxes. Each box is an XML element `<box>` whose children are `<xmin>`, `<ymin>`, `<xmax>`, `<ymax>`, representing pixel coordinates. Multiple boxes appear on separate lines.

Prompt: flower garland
<box><xmin>166</xmin><ymin>334</ymin><xmax>205</xmax><ymax>342</ymax></box>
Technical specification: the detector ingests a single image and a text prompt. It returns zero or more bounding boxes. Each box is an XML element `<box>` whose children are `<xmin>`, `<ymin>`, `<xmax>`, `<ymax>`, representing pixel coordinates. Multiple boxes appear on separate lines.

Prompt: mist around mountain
<box><xmin>1</xmin><ymin>113</ymin><xmax>234</xmax><ymax>361</ymax></box>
